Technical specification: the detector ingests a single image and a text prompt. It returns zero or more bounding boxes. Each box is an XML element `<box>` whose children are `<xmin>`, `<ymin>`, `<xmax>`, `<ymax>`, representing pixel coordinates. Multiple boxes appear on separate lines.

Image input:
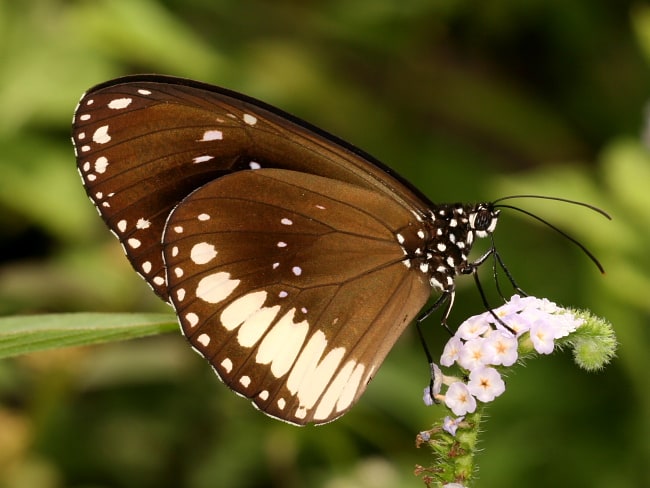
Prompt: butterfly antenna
<box><xmin>493</xmin><ymin>198</ymin><xmax>608</xmax><ymax>274</ymax></box>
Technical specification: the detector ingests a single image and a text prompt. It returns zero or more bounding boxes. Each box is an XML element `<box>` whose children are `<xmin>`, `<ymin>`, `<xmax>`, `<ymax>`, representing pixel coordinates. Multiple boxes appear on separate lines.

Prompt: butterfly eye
<box><xmin>469</xmin><ymin>206</ymin><xmax>499</xmax><ymax>238</ymax></box>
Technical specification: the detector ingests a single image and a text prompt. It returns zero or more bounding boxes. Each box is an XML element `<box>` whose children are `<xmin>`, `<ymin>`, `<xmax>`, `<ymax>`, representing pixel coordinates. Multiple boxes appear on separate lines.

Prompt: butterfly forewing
<box><xmin>72</xmin><ymin>76</ymin><xmax>433</xmax><ymax>301</ymax></box>
<box><xmin>162</xmin><ymin>169</ymin><xmax>432</xmax><ymax>424</ymax></box>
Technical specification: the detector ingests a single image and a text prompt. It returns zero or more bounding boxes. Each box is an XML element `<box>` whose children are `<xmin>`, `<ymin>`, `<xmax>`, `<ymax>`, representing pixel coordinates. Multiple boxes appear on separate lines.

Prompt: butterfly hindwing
<box><xmin>162</xmin><ymin>168</ymin><xmax>432</xmax><ymax>424</ymax></box>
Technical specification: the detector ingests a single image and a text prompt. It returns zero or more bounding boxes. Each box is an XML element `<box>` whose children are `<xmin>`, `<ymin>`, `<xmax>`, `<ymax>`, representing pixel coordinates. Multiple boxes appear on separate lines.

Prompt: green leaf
<box><xmin>0</xmin><ymin>313</ymin><xmax>177</xmax><ymax>359</ymax></box>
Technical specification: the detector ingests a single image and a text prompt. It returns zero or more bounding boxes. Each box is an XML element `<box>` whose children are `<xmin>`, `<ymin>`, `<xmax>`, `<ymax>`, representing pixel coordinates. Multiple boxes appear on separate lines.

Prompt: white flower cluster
<box><xmin>425</xmin><ymin>295</ymin><xmax>584</xmax><ymax>417</ymax></box>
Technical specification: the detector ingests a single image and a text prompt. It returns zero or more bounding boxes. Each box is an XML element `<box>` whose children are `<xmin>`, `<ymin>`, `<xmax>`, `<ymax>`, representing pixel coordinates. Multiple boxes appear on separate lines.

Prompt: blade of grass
<box><xmin>0</xmin><ymin>313</ymin><xmax>178</xmax><ymax>359</ymax></box>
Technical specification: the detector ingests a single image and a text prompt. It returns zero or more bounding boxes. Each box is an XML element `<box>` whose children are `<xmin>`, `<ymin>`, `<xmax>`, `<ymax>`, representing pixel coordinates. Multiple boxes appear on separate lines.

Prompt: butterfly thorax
<box><xmin>401</xmin><ymin>203</ymin><xmax>499</xmax><ymax>292</ymax></box>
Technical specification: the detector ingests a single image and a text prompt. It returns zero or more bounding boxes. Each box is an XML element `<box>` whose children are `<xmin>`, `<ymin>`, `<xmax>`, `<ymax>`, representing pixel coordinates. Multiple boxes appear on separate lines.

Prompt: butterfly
<box><xmin>71</xmin><ymin>75</ymin><xmax>603</xmax><ymax>425</ymax></box>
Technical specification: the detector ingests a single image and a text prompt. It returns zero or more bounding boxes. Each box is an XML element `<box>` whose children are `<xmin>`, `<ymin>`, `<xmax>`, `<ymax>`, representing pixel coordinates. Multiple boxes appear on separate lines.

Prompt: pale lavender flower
<box><xmin>442</xmin><ymin>415</ymin><xmax>464</xmax><ymax>436</ymax></box>
<box><xmin>483</xmin><ymin>329</ymin><xmax>518</xmax><ymax>366</ymax></box>
<box><xmin>467</xmin><ymin>366</ymin><xmax>506</xmax><ymax>402</ymax></box>
<box><xmin>444</xmin><ymin>381</ymin><xmax>477</xmax><ymax>416</ymax></box>
<box><xmin>441</xmin><ymin>336</ymin><xmax>463</xmax><ymax>367</ymax></box>
<box><xmin>457</xmin><ymin>337</ymin><xmax>488</xmax><ymax>370</ymax></box>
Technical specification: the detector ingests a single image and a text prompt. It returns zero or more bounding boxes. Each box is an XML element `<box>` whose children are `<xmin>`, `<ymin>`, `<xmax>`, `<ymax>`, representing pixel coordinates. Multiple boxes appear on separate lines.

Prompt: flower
<box><xmin>442</xmin><ymin>415</ymin><xmax>464</xmax><ymax>436</ymax></box>
<box><xmin>423</xmin><ymin>295</ymin><xmax>592</xmax><ymax>412</ymax></box>
<box><xmin>444</xmin><ymin>381</ymin><xmax>477</xmax><ymax>416</ymax></box>
<box><xmin>467</xmin><ymin>366</ymin><xmax>506</xmax><ymax>402</ymax></box>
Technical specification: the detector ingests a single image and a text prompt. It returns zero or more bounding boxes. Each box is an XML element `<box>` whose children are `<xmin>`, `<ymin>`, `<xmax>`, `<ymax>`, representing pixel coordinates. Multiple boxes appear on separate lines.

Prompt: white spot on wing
<box><xmin>314</xmin><ymin>359</ymin><xmax>357</xmax><ymax>421</ymax></box>
<box><xmin>236</xmin><ymin>304</ymin><xmax>281</xmax><ymax>347</ymax></box>
<box><xmin>127</xmin><ymin>238</ymin><xmax>141</xmax><ymax>249</ymax></box>
<box><xmin>136</xmin><ymin>218</ymin><xmax>150</xmax><ymax>229</ymax></box>
<box><xmin>92</xmin><ymin>125</ymin><xmax>111</xmax><ymax>144</ymax></box>
<box><xmin>196</xmin><ymin>272</ymin><xmax>240</xmax><ymax>304</ymax></box>
<box><xmin>185</xmin><ymin>312</ymin><xmax>199</xmax><ymax>328</ymax></box>
<box><xmin>198</xmin><ymin>213</ymin><xmax>210</xmax><ymax>221</ymax></box>
<box><xmin>239</xmin><ymin>376</ymin><xmax>251</xmax><ymax>387</ymax></box>
<box><xmin>292</xmin><ymin>266</ymin><xmax>302</xmax><ymax>276</ymax></box>
<box><xmin>220</xmin><ymin>291</ymin><xmax>267</xmax><ymax>330</ymax></box>
<box><xmin>200</xmin><ymin>130</ymin><xmax>223</xmax><ymax>141</ymax></box>
<box><xmin>221</xmin><ymin>357</ymin><xmax>233</xmax><ymax>373</ymax></box>
<box><xmin>255</xmin><ymin>309</ymin><xmax>309</xmax><ymax>378</ymax></box>
<box><xmin>80</xmin><ymin>114</ymin><xmax>91</xmax><ymax>121</ymax></box>
<box><xmin>193</xmin><ymin>155</ymin><xmax>214</xmax><ymax>164</ymax></box>
<box><xmin>286</xmin><ymin>332</ymin><xmax>346</xmax><ymax>414</ymax></box>
<box><xmin>281</xmin><ymin>218</ymin><xmax>293</xmax><ymax>226</ymax></box>
<box><xmin>197</xmin><ymin>333</ymin><xmax>210</xmax><ymax>347</ymax></box>
<box><xmin>95</xmin><ymin>156</ymin><xmax>108</xmax><ymax>174</ymax></box>
<box><xmin>108</xmin><ymin>97</ymin><xmax>133</xmax><ymax>109</ymax></box>
<box><xmin>249</xmin><ymin>161</ymin><xmax>261</xmax><ymax>170</ymax></box>
<box><xmin>142</xmin><ymin>261</ymin><xmax>152</xmax><ymax>274</ymax></box>
<box><xmin>191</xmin><ymin>242</ymin><xmax>218</xmax><ymax>265</ymax></box>
<box><xmin>243</xmin><ymin>114</ymin><xmax>257</xmax><ymax>125</ymax></box>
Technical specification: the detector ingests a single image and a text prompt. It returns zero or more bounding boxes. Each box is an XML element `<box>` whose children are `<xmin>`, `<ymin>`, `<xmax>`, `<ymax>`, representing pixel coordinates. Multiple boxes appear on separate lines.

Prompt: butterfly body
<box><xmin>72</xmin><ymin>76</ymin><xmax>498</xmax><ymax>424</ymax></box>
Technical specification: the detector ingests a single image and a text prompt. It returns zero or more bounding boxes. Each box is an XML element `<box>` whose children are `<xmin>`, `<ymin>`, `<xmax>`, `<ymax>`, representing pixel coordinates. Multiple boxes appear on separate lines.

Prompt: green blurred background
<box><xmin>1</xmin><ymin>1</ymin><xmax>649</xmax><ymax>487</ymax></box>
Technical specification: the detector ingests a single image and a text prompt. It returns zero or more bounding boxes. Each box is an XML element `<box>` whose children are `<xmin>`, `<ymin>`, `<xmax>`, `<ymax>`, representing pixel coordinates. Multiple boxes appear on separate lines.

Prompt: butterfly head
<box><xmin>417</xmin><ymin>203</ymin><xmax>499</xmax><ymax>292</ymax></box>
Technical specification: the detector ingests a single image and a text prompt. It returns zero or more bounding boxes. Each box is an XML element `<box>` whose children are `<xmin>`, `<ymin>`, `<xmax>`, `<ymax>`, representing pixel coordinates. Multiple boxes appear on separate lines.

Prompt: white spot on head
<box><xmin>419</xmin><ymin>263</ymin><xmax>429</xmax><ymax>273</ymax></box>
<box><xmin>137</xmin><ymin>89</ymin><xmax>152</xmax><ymax>95</ymax></box>
<box><xmin>221</xmin><ymin>357</ymin><xmax>233</xmax><ymax>373</ymax></box>
<box><xmin>185</xmin><ymin>312</ymin><xmax>199</xmax><ymax>328</ymax></box>
<box><xmin>450</xmin><ymin>218</ymin><xmax>458</xmax><ymax>227</ymax></box>
<box><xmin>292</xmin><ymin>266</ymin><xmax>302</xmax><ymax>276</ymax></box>
<box><xmin>447</xmin><ymin>256</ymin><xmax>455</xmax><ymax>267</ymax></box>
<box><xmin>197</xmin><ymin>213</ymin><xmax>210</xmax><ymax>221</ymax></box>
<box><xmin>92</xmin><ymin>125</ymin><xmax>111</xmax><ymax>144</ymax></box>
<box><xmin>249</xmin><ymin>161</ymin><xmax>261</xmax><ymax>170</ymax></box>
<box><xmin>281</xmin><ymin>218</ymin><xmax>293</xmax><ymax>226</ymax></box>
<box><xmin>197</xmin><ymin>333</ymin><xmax>210</xmax><ymax>347</ymax></box>
<box><xmin>108</xmin><ymin>97</ymin><xmax>133</xmax><ymax>109</ymax></box>
<box><xmin>196</xmin><ymin>272</ymin><xmax>241</xmax><ymax>304</ymax></box>
<box><xmin>193</xmin><ymin>155</ymin><xmax>214</xmax><ymax>164</ymax></box>
<box><xmin>437</xmin><ymin>242</ymin><xmax>447</xmax><ymax>252</ymax></box>
<box><xmin>243</xmin><ymin>114</ymin><xmax>257</xmax><ymax>125</ymax></box>
<box><xmin>200</xmin><ymin>130</ymin><xmax>223</xmax><ymax>141</ymax></box>
<box><xmin>127</xmin><ymin>238</ymin><xmax>141</xmax><ymax>249</ymax></box>
<box><xmin>191</xmin><ymin>242</ymin><xmax>218</xmax><ymax>265</ymax></box>
<box><xmin>136</xmin><ymin>218</ymin><xmax>150</xmax><ymax>229</ymax></box>
<box><xmin>417</xmin><ymin>230</ymin><xmax>425</xmax><ymax>239</ymax></box>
